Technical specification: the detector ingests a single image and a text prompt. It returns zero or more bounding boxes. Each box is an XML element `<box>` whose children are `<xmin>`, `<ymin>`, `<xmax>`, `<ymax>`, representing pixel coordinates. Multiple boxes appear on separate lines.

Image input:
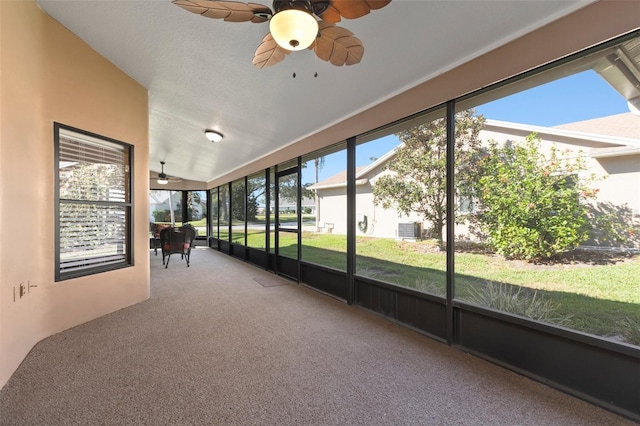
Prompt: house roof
<box><xmin>554</xmin><ymin>112</ymin><xmax>640</xmax><ymax>139</ymax></box>
<box><xmin>309</xmin><ymin>167</ymin><xmax>367</xmax><ymax>190</ymax></box>
<box><xmin>484</xmin><ymin>116</ymin><xmax>640</xmax><ymax>148</ymax></box>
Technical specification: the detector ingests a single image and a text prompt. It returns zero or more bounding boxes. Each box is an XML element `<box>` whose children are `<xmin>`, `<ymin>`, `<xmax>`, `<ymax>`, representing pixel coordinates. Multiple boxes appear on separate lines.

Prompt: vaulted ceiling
<box><xmin>36</xmin><ymin>0</ymin><xmax>593</xmax><ymax>185</ymax></box>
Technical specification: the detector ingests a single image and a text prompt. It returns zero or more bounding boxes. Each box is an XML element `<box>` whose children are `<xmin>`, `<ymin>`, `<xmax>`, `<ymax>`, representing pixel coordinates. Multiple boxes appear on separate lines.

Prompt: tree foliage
<box><xmin>187</xmin><ymin>191</ymin><xmax>205</xmax><ymax>221</ymax></box>
<box><xmin>471</xmin><ymin>134</ymin><xmax>599</xmax><ymax>260</ymax></box>
<box><xmin>231</xmin><ymin>180</ymin><xmax>260</xmax><ymax>221</ymax></box>
<box><xmin>59</xmin><ymin>163</ymin><xmax>125</xmax><ymax>250</ymax></box>
<box><xmin>372</xmin><ymin>109</ymin><xmax>485</xmax><ymax>248</ymax></box>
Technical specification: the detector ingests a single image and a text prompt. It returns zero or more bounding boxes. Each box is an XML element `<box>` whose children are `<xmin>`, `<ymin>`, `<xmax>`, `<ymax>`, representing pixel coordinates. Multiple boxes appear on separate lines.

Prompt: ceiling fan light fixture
<box><xmin>205</xmin><ymin>130</ymin><xmax>223</xmax><ymax>142</ymax></box>
<box><xmin>269</xmin><ymin>8</ymin><xmax>318</xmax><ymax>51</ymax></box>
<box><xmin>157</xmin><ymin>160</ymin><xmax>169</xmax><ymax>184</ymax></box>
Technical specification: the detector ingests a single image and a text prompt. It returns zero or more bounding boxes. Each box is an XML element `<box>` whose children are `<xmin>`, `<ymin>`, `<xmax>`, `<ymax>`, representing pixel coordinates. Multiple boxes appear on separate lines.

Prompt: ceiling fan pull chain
<box><xmin>313</xmin><ymin>40</ymin><xmax>318</xmax><ymax>78</ymax></box>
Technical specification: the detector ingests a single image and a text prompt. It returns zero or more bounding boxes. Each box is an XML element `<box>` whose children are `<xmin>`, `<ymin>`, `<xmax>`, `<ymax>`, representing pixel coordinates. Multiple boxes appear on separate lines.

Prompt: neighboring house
<box><xmin>149</xmin><ymin>190</ymin><xmax>205</xmax><ymax>223</ymax></box>
<box><xmin>277</xmin><ymin>195</ymin><xmax>315</xmax><ymax>215</ymax></box>
<box><xmin>149</xmin><ymin>190</ymin><xmax>181</xmax><ymax>222</ymax></box>
<box><xmin>309</xmin><ymin>113</ymin><xmax>640</xmax><ymax>242</ymax></box>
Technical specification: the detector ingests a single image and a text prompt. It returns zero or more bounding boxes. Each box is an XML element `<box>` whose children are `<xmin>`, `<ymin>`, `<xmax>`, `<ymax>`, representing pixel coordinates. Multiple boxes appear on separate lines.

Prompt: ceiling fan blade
<box><xmin>172</xmin><ymin>0</ymin><xmax>272</xmax><ymax>23</ymax></box>
<box><xmin>253</xmin><ymin>33</ymin><xmax>291</xmax><ymax>69</ymax></box>
<box><xmin>320</xmin><ymin>0</ymin><xmax>391</xmax><ymax>23</ymax></box>
<box><xmin>312</xmin><ymin>22</ymin><xmax>363</xmax><ymax>66</ymax></box>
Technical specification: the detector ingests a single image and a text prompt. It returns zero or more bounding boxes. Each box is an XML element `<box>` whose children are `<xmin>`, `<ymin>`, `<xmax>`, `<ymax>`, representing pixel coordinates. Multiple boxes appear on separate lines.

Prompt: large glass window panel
<box><xmin>276</xmin><ymin>162</ymin><xmax>299</xmax><ymax>259</ymax></box>
<box><xmin>187</xmin><ymin>190</ymin><xmax>207</xmax><ymax>236</ymax></box>
<box><xmin>247</xmin><ymin>172</ymin><xmax>267</xmax><ymax>250</ymax></box>
<box><xmin>301</xmin><ymin>143</ymin><xmax>347</xmax><ymax>270</ymax></box>
<box><xmin>277</xmin><ymin>230</ymin><xmax>298</xmax><ymax>259</ymax></box>
<box><xmin>219</xmin><ymin>184</ymin><xmax>230</xmax><ymax>241</ymax></box>
<box><xmin>355</xmin><ymin>109</ymin><xmax>447</xmax><ymax>295</ymax></box>
<box><xmin>231</xmin><ymin>179</ymin><xmax>246</xmax><ymax>245</ymax></box>
<box><xmin>210</xmin><ymin>188</ymin><xmax>219</xmax><ymax>239</ymax></box>
<box><xmin>150</xmin><ymin>190</ymin><xmax>183</xmax><ymax>226</ymax></box>
<box><xmin>268</xmin><ymin>168</ymin><xmax>276</xmax><ymax>252</ymax></box>
<box><xmin>454</xmin><ymin>34</ymin><xmax>640</xmax><ymax>346</ymax></box>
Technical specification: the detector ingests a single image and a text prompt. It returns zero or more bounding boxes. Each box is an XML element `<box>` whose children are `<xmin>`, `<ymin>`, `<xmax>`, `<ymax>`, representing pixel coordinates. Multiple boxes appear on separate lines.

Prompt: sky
<box><xmin>304</xmin><ymin>69</ymin><xmax>631</xmax><ymax>184</ymax></box>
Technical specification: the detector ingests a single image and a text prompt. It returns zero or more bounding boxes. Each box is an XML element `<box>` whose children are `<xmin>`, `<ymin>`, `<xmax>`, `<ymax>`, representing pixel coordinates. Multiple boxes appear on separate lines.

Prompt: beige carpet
<box><xmin>0</xmin><ymin>248</ymin><xmax>634</xmax><ymax>425</ymax></box>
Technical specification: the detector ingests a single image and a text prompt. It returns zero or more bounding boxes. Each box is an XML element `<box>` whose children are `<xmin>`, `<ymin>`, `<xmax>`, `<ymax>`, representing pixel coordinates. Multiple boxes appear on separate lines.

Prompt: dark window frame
<box><xmin>54</xmin><ymin>122</ymin><xmax>134</xmax><ymax>281</ymax></box>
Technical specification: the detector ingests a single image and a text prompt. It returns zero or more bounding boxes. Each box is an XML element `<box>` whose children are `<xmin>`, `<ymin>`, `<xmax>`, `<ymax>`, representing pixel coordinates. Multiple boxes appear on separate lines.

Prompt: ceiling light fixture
<box><xmin>269</xmin><ymin>0</ymin><xmax>318</xmax><ymax>51</ymax></box>
<box><xmin>205</xmin><ymin>130</ymin><xmax>223</xmax><ymax>143</ymax></box>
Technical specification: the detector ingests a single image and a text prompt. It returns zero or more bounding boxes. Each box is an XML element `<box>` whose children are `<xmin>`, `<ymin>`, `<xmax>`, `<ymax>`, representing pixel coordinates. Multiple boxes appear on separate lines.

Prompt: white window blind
<box><xmin>56</xmin><ymin>124</ymin><xmax>132</xmax><ymax>280</ymax></box>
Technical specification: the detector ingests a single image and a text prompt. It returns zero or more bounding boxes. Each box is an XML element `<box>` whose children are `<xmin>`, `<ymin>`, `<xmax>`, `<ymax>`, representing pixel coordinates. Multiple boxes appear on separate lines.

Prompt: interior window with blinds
<box><xmin>55</xmin><ymin>123</ymin><xmax>133</xmax><ymax>281</ymax></box>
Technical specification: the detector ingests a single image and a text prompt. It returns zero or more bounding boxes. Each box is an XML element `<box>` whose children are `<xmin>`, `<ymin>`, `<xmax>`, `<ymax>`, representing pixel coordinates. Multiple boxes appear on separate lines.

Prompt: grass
<box><xmin>247</xmin><ymin>232</ymin><xmax>639</xmax><ymax>345</ymax></box>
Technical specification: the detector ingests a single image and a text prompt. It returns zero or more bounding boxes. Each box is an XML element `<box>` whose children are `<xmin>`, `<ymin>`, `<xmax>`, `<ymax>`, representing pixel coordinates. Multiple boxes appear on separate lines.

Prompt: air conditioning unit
<box><xmin>398</xmin><ymin>222</ymin><xmax>422</xmax><ymax>239</ymax></box>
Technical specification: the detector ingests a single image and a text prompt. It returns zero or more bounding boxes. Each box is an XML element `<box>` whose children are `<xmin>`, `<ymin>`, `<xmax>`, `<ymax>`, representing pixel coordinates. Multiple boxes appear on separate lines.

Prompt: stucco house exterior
<box><xmin>309</xmin><ymin>113</ymin><xmax>640</xmax><ymax>243</ymax></box>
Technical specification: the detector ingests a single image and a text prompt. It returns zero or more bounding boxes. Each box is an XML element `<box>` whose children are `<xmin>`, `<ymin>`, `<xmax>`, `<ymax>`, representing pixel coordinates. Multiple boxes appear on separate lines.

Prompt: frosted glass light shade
<box><xmin>157</xmin><ymin>178</ymin><xmax>168</xmax><ymax>185</ymax></box>
<box><xmin>205</xmin><ymin>130</ymin><xmax>223</xmax><ymax>142</ymax></box>
<box><xmin>269</xmin><ymin>9</ymin><xmax>318</xmax><ymax>51</ymax></box>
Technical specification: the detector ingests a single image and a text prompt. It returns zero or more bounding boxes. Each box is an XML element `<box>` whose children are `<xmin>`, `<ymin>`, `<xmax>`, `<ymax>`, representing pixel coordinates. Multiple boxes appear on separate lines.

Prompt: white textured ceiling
<box><xmin>36</xmin><ymin>0</ymin><xmax>592</xmax><ymax>184</ymax></box>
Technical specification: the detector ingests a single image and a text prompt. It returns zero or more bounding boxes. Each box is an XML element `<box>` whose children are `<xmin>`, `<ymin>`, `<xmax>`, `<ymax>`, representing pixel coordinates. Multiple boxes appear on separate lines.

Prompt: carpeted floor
<box><xmin>0</xmin><ymin>248</ymin><xmax>635</xmax><ymax>425</ymax></box>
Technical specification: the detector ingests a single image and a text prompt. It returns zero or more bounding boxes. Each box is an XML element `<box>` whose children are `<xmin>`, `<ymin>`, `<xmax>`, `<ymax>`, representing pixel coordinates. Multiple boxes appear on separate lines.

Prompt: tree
<box><xmin>219</xmin><ymin>185</ymin><xmax>229</xmax><ymax>224</ymax></box>
<box><xmin>231</xmin><ymin>182</ymin><xmax>247</xmax><ymax>222</ymax></box>
<box><xmin>372</xmin><ymin>109</ymin><xmax>485</xmax><ymax>249</ymax></box>
<box><xmin>276</xmin><ymin>169</ymin><xmax>313</xmax><ymax>210</ymax></box>
<box><xmin>187</xmin><ymin>191</ymin><xmax>205</xmax><ymax>221</ymax></box>
<box><xmin>59</xmin><ymin>163</ymin><xmax>125</xmax><ymax>249</ymax></box>
<box><xmin>471</xmin><ymin>134</ymin><xmax>598</xmax><ymax>260</ymax></box>
<box><xmin>231</xmin><ymin>180</ymin><xmax>261</xmax><ymax>221</ymax></box>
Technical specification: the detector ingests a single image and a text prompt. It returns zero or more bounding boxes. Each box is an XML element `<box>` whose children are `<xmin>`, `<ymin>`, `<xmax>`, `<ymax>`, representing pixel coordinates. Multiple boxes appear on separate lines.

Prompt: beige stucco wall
<box><xmin>316</xmin><ymin>178</ymin><xmax>426</xmax><ymax>239</ymax></box>
<box><xmin>0</xmin><ymin>1</ymin><xmax>149</xmax><ymax>387</ymax></box>
<box><xmin>596</xmin><ymin>155</ymin><xmax>640</xmax><ymax>215</ymax></box>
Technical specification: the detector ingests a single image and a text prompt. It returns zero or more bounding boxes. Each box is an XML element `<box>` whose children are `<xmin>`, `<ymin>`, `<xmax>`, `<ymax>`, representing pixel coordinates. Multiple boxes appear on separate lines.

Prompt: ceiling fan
<box><xmin>172</xmin><ymin>0</ymin><xmax>391</xmax><ymax>68</ymax></box>
<box><xmin>151</xmin><ymin>161</ymin><xmax>182</xmax><ymax>185</ymax></box>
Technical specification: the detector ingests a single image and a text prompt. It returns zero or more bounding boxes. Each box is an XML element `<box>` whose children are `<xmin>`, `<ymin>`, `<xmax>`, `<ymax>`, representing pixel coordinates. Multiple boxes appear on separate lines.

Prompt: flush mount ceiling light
<box><xmin>172</xmin><ymin>0</ymin><xmax>391</xmax><ymax>69</ymax></box>
<box><xmin>205</xmin><ymin>130</ymin><xmax>223</xmax><ymax>142</ymax></box>
<box><xmin>157</xmin><ymin>161</ymin><xmax>169</xmax><ymax>185</ymax></box>
<box><xmin>269</xmin><ymin>1</ymin><xmax>318</xmax><ymax>51</ymax></box>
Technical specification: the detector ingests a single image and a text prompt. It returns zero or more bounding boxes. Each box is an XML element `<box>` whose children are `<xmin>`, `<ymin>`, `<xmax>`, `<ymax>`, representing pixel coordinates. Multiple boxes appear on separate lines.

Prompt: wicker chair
<box><xmin>159</xmin><ymin>225</ymin><xmax>196</xmax><ymax>268</ymax></box>
<box><xmin>152</xmin><ymin>223</ymin><xmax>171</xmax><ymax>255</ymax></box>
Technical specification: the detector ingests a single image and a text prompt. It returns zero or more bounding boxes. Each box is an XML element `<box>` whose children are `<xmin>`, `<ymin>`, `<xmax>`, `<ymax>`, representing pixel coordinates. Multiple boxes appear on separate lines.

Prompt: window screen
<box><xmin>55</xmin><ymin>123</ymin><xmax>133</xmax><ymax>281</ymax></box>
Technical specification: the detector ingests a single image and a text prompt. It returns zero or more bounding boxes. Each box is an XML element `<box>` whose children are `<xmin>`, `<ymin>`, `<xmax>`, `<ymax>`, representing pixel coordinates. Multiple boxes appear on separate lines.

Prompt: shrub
<box><xmin>413</xmin><ymin>279</ymin><xmax>446</xmax><ymax>297</ymax></box>
<box><xmin>472</xmin><ymin>134</ymin><xmax>597</xmax><ymax>260</ymax></box>
<box><xmin>465</xmin><ymin>281</ymin><xmax>571</xmax><ymax>326</ymax></box>
<box><xmin>617</xmin><ymin>316</ymin><xmax>640</xmax><ymax>346</ymax></box>
<box><xmin>153</xmin><ymin>209</ymin><xmax>171</xmax><ymax>222</ymax></box>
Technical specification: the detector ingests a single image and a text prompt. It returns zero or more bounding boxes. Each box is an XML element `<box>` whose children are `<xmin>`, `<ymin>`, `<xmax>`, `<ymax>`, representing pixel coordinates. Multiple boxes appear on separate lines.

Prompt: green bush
<box><xmin>473</xmin><ymin>135</ymin><xmax>597</xmax><ymax>260</ymax></box>
<box><xmin>466</xmin><ymin>281</ymin><xmax>571</xmax><ymax>325</ymax></box>
<box><xmin>153</xmin><ymin>209</ymin><xmax>171</xmax><ymax>222</ymax></box>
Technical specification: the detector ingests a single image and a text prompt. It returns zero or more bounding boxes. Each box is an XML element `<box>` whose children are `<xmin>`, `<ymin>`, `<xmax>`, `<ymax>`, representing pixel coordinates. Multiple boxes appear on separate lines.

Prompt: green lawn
<box><xmin>275</xmin><ymin>233</ymin><xmax>640</xmax><ymax>345</ymax></box>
